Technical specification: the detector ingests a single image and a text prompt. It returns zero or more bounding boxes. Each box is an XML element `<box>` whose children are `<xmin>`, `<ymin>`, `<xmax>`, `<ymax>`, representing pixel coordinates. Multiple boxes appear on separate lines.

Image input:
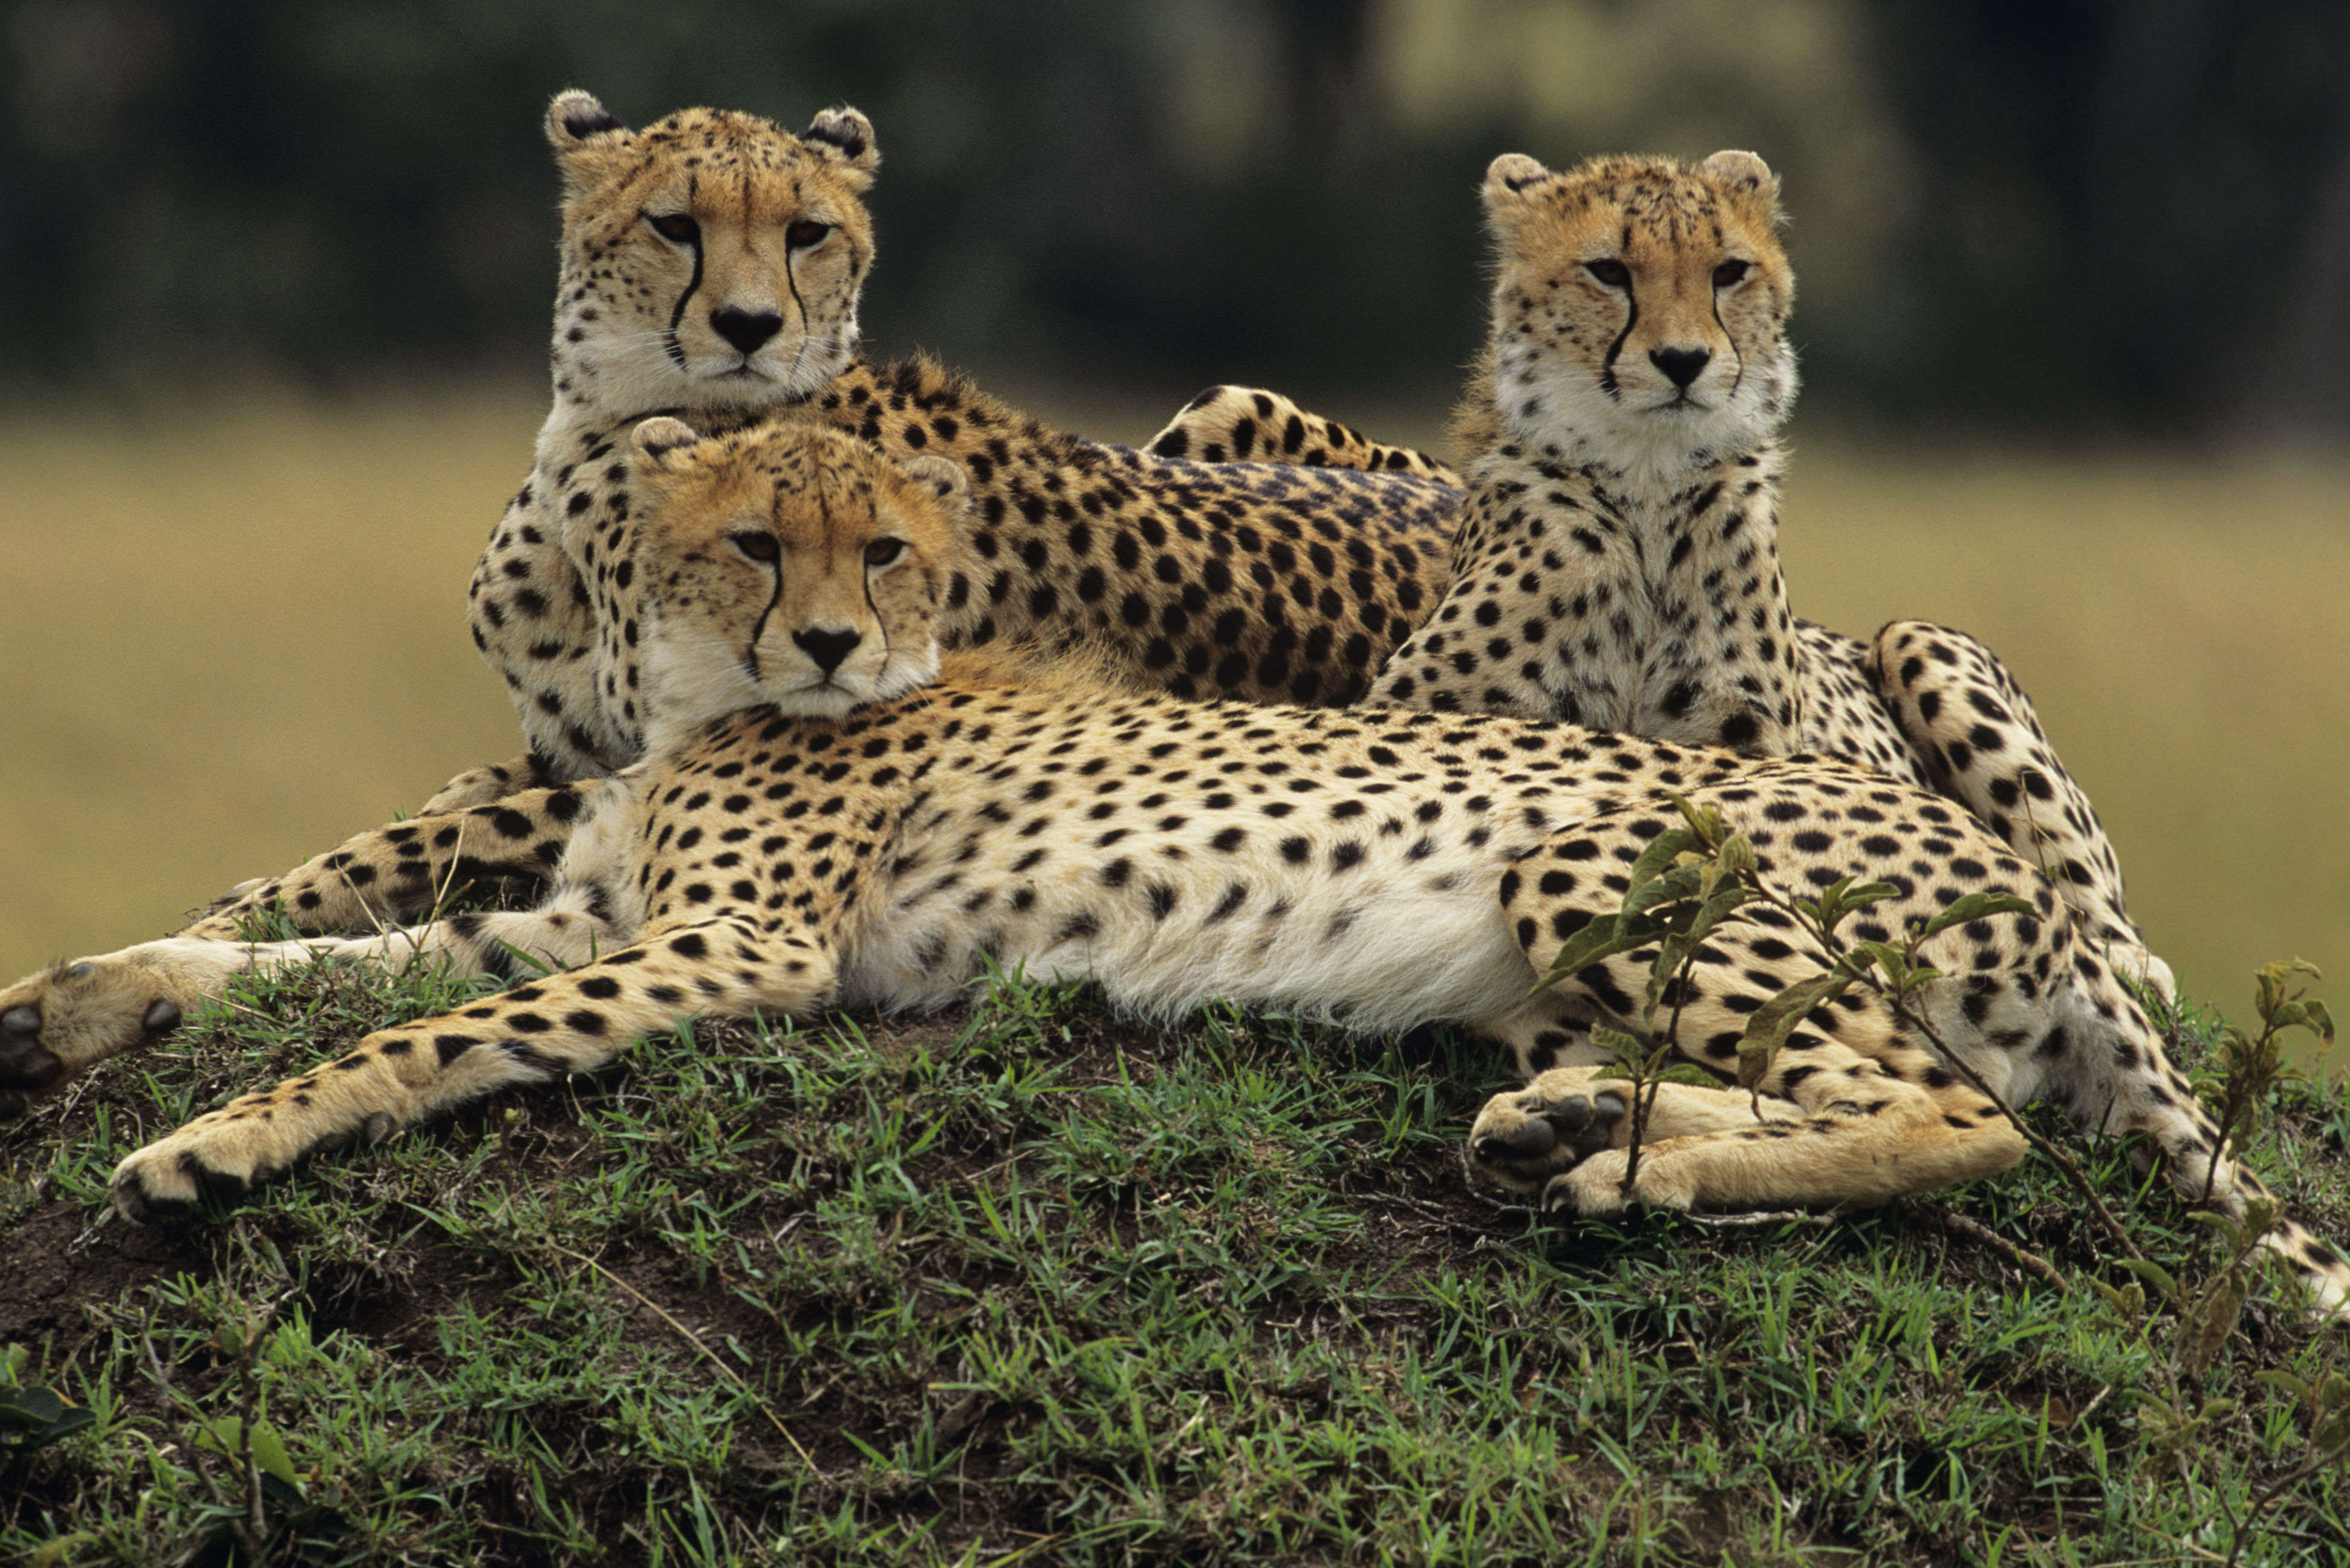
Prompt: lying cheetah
<box><xmin>1145</xmin><ymin>151</ymin><xmax>2171</xmax><ymax>998</ymax></box>
<box><xmin>11</xmin><ymin>421</ymin><xmax>2338</xmax><ymax>1313</ymax></box>
<box><xmin>439</xmin><ymin>89</ymin><xmax>1461</xmax><ymax>815</ymax></box>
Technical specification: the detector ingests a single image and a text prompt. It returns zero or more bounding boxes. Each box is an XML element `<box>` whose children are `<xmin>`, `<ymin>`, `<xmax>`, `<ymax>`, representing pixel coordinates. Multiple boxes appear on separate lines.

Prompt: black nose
<box><xmin>792</xmin><ymin>626</ymin><xmax>862</xmax><ymax>674</ymax></box>
<box><xmin>1650</xmin><ymin>346</ymin><xmax>1711</xmax><ymax>388</ymax></box>
<box><xmin>710</xmin><ymin>307</ymin><xmax>783</xmax><ymax>355</ymax></box>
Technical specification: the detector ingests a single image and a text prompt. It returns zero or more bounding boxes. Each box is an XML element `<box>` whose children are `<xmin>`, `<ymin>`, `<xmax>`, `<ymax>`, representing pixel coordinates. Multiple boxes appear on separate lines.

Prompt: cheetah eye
<box><xmin>1583</xmin><ymin>259</ymin><xmax>1631</xmax><ymax>288</ymax></box>
<box><xmin>786</xmin><ymin>220</ymin><xmax>833</xmax><ymax>250</ymax></box>
<box><xmin>863</xmin><ymin>538</ymin><xmax>906</xmax><ymax>568</ymax></box>
<box><xmin>730</xmin><ymin>531</ymin><xmax>780</xmax><ymax>564</ymax></box>
<box><xmin>648</xmin><ymin>212</ymin><xmax>700</xmax><ymax>246</ymax></box>
<box><xmin>1713</xmin><ymin>259</ymin><xmax>1751</xmax><ymax>288</ymax></box>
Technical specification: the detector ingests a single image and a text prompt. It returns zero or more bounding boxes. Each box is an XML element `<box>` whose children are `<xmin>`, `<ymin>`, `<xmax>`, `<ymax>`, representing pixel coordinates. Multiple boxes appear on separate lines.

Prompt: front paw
<box><xmin>1466</xmin><ymin>1070</ymin><xmax>1627</xmax><ymax>1196</ymax></box>
<box><xmin>0</xmin><ymin>960</ymin><xmax>183</xmax><ymax>1116</ymax></box>
<box><xmin>1534</xmin><ymin>1148</ymin><xmax>1699</xmax><ymax>1217</ymax></box>
<box><xmin>112</xmin><ymin>1101</ymin><xmax>395</xmax><ymax>1223</ymax></box>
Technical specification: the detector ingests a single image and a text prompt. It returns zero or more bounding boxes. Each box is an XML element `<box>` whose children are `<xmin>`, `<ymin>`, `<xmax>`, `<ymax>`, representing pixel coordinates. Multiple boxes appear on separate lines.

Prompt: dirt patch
<box><xmin>0</xmin><ymin>1199</ymin><xmax>211</xmax><ymax>1353</ymax></box>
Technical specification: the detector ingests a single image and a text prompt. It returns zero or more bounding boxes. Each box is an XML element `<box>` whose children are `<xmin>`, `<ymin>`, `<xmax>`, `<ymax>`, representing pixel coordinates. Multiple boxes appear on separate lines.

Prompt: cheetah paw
<box><xmin>1466</xmin><ymin>1075</ymin><xmax>1627</xmax><ymax>1197</ymax></box>
<box><xmin>112</xmin><ymin>1106</ymin><xmax>397</xmax><ymax>1223</ymax></box>
<box><xmin>0</xmin><ymin>960</ymin><xmax>183</xmax><ymax>1119</ymax></box>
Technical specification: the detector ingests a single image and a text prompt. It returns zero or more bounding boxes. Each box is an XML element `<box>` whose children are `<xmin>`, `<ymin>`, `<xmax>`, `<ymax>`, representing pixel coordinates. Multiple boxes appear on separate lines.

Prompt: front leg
<box><xmin>0</xmin><ymin>784</ymin><xmax>608</xmax><ymax>1118</ymax></box>
<box><xmin>111</xmin><ymin>914</ymin><xmax>837</xmax><ymax>1220</ymax></box>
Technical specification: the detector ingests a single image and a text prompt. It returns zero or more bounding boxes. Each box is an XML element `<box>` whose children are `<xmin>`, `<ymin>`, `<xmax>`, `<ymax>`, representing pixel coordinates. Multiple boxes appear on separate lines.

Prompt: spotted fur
<box><xmin>440</xmin><ymin>90</ymin><xmax>1462</xmax><ymax>815</ymax></box>
<box><xmin>1147</xmin><ymin>385</ymin><xmax>1461</xmax><ymax>484</ymax></box>
<box><xmin>15</xmin><ymin>423</ymin><xmax>2332</xmax><ymax>1314</ymax></box>
<box><xmin>1145</xmin><ymin>151</ymin><xmax>2170</xmax><ymax>998</ymax></box>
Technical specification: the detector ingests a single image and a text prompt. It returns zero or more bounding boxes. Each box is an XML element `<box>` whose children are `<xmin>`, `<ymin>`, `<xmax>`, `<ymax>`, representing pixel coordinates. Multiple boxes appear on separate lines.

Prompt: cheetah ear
<box><xmin>1699</xmin><ymin>150</ymin><xmax>1781</xmax><ymax>215</ymax></box>
<box><xmin>899</xmin><ymin>455</ymin><xmax>971</xmax><ymax>515</ymax></box>
<box><xmin>1483</xmin><ymin>153</ymin><xmax>1552</xmax><ymax>205</ymax></box>
<box><xmin>547</xmin><ymin>90</ymin><xmax>634</xmax><ymax>194</ymax></box>
<box><xmin>800</xmin><ymin>107</ymin><xmax>880</xmax><ymax>191</ymax></box>
<box><xmin>1480</xmin><ymin>153</ymin><xmax>1554</xmax><ymax>242</ymax></box>
<box><xmin>630</xmin><ymin>417</ymin><xmax>703</xmax><ymax>472</ymax></box>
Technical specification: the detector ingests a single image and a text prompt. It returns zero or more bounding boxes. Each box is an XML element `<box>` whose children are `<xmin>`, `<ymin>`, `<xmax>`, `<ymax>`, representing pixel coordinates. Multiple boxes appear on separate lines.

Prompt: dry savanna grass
<box><xmin>0</xmin><ymin>388</ymin><xmax>2344</xmax><ymax>1055</ymax></box>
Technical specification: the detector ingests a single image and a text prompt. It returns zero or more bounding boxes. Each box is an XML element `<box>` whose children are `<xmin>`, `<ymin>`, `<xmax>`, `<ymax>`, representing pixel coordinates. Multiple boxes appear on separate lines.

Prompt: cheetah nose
<box><xmin>1649</xmin><ymin>346</ymin><xmax>1711</xmax><ymax>388</ymax></box>
<box><xmin>792</xmin><ymin>625</ymin><xmax>864</xmax><ymax>674</ymax></box>
<box><xmin>710</xmin><ymin>307</ymin><xmax>783</xmax><ymax>355</ymax></box>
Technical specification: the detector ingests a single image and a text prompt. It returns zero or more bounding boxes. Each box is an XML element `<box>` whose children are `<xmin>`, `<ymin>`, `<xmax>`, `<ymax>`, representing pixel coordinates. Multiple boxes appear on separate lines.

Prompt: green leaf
<box><xmin>1916</xmin><ymin>891</ymin><xmax>2037</xmax><ymax>940</ymax></box>
<box><xmin>2181</xmin><ymin>1274</ymin><xmax>2245</xmax><ymax>1381</ymax></box>
<box><xmin>194</xmin><ymin>1416</ymin><xmax>302</xmax><ymax>1490</ymax></box>
<box><xmin>1809</xmin><ymin>878</ymin><xmax>1901</xmax><ymax>938</ymax></box>
<box><xmin>1535</xmin><ymin>913</ymin><xmax>1639</xmax><ymax>993</ymax></box>
<box><xmin>0</xmin><ymin>1387</ymin><xmax>65</xmax><ymax>1429</ymax></box>
<box><xmin>1644</xmin><ymin>932</ymin><xmax>1694</xmax><ymax>1020</ymax></box>
<box><xmin>0</xmin><ymin>1385</ymin><xmax>91</xmax><ymax>1451</ymax></box>
<box><xmin>1591</xmin><ymin>1026</ymin><xmax>1647</xmax><ymax>1075</ymax></box>
<box><xmin>1653</xmin><ymin>1064</ymin><xmax>1728</xmax><ymax>1088</ymax></box>
<box><xmin>1737</xmin><ymin>972</ymin><xmax>1857</xmax><ymax>1090</ymax></box>
<box><xmin>1621</xmin><ymin>857</ymin><xmax>1705</xmax><ymax>923</ymax></box>
<box><xmin>1624</xmin><ymin>829</ymin><xmax>1700</xmax><ymax>902</ymax></box>
<box><xmin>2114</xmin><ymin>1257</ymin><xmax>2181</xmax><ymax>1306</ymax></box>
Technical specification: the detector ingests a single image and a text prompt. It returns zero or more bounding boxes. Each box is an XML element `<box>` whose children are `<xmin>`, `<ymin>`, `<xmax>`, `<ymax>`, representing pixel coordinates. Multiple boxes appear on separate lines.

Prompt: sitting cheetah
<box><xmin>1144</xmin><ymin>152</ymin><xmax>2171</xmax><ymax>998</ymax></box>
<box><xmin>11</xmin><ymin>421</ymin><xmax>2338</xmax><ymax>1313</ymax></box>
<box><xmin>437</xmin><ymin>89</ymin><xmax>1462</xmax><ymax>816</ymax></box>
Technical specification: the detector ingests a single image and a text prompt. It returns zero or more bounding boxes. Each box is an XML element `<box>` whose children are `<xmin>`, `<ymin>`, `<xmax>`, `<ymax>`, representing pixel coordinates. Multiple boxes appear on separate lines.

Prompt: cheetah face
<box><xmin>1482</xmin><ymin>149</ymin><xmax>1797</xmax><ymax>480</ymax></box>
<box><xmin>625</xmin><ymin>418</ymin><xmax>977</xmax><ymax>735</ymax></box>
<box><xmin>545</xmin><ymin>91</ymin><xmax>880</xmax><ymax>418</ymax></box>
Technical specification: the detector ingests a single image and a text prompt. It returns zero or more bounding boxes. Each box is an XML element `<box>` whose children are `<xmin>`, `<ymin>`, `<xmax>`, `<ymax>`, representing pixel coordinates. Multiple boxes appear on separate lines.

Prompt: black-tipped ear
<box><xmin>801</xmin><ymin>107</ymin><xmax>879</xmax><ymax>190</ymax></box>
<box><xmin>548</xmin><ymin>89</ymin><xmax>628</xmax><ymax>148</ymax></box>
<box><xmin>1699</xmin><ymin>149</ymin><xmax>1780</xmax><ymax>212</ymax></box>
<box><xmin>899</xmin><ymin>455</ymin><xmax>970</xmax><ymax>513</ymax></box>
<box><xmin>631</xmin><ymin>416</ymin><xmax>702</xmax><ymax>469</ymax></box>
<box><xmin>547</xmin><ymin>90</ymin><xmax>634</xmax><ymax>195</ymax></box>
<box><xmin>1484</xmin><ymin>153</ymin><xmax>1551</xmax><ymax>201</ymax></box>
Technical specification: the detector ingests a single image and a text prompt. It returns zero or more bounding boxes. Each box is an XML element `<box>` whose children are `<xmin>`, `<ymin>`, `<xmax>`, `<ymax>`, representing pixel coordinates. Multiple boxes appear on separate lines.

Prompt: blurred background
<box><xmin>1</xmin><ymin>0</ymin><xmax>2345</xmax><ymax>1044</ymax></box>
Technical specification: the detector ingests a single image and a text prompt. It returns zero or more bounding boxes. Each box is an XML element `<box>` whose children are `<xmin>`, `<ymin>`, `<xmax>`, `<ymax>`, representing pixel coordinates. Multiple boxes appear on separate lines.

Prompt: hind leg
<box><xmin>1145</xmin><ymin>385</ymin><xmax>1461</xmax><ymax>483</ymax></box>
<box><xmin>1869</xmin><ymin>620</ymin><xmax>2172</xmax><ymax>1000</ymax></box>
<box><xmin>1472</xmin><ymin>842</ymin><xmax>2028</xmax><ymax>1212</ymax></box>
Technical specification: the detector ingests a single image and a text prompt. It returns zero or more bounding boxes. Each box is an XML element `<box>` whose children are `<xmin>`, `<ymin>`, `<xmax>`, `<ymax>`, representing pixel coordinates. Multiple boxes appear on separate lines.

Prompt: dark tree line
<box><xmin>1</xmin><ymin>0</ymin><xmax>2343</xmax><ymax>431</ymax></box>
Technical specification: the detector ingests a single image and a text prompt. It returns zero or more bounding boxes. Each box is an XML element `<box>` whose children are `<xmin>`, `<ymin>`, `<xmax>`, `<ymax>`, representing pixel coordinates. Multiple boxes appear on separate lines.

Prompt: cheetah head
<box><xmin>545</xmin><ymin>90</ymin><xmax>880</xmax><ymax>418</ymax></box>
<box><xmin>1480</xmin><ymin>149</ymin><xmax>1797</xmax><ymax>483</ymax></box>
<box><xmin>625</xmin><ymin>417</ymin><xmax>977</xmax><ymax>737</ymax></box>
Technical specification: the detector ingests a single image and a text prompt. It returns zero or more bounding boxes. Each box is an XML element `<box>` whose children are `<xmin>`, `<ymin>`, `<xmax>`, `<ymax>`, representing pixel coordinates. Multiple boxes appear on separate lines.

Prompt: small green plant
<box><xmin>1534</xmin><ymin>794</ymin><xmax>2033</xmax><ymax>1192</ymax></box>
<box><xmin>0</xmin><ymin>1344</ymin><xmax>94</xmax><ymax>1456</ymax></box>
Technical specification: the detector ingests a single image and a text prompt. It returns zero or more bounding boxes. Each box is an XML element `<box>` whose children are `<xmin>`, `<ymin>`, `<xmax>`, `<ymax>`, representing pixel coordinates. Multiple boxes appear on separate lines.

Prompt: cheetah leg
<box><xmin>0</xmin><ymin>785</ymin><xmax>605</xmax><ymax>1119</ymax></box>
<box><xmin>1868</xmin><ymin>620</ymin><xmax>2173</xmax><ymax>1001</ymax></box>
<box><xmin>2049</xmin><ymin>963</ymin><xmax>2350</xmax><ymax>1315</ymax></box>
<box><xmin>1467</xmin><ymin>1036</ymin><xmax>2025</xmax><ymax>1214</ymax></box>
<box><xmin>464</xmin><ymin>485</ymin><xmax>636</xmax><ymax>783</ymax></box>
<box><xmin>1474</xmin><ymin>848</ymin><xmax>2026</xmax><ymax>1212</ymax></box>
<box><xmin>110</xmin><ymin>912</ymin><xmax>836</xmax><ymax>1222</ymax></box>
<box><xmin>1144</xmin><ymin>385</ymin><xmax>1462</xmax><ymax>484</ymax></box>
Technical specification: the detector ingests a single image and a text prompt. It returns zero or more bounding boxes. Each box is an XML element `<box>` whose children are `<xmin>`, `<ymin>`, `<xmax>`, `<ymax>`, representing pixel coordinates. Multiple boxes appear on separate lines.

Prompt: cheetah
<box><xmin>437</xmin><ymin>89</ymin><xmax>1462</xmax><ymax>816</ymax></box>
<box><xmin>1144</xmin><ymin>151</ymin><xmax>2172</xmax><ymax>998</ymax></box>
<box><xmin>10</xmin><ymin>421</ymin><xmax>2339</xmax><ymax>1313</ymax></box>
<box><xmin>0</xmin><ymin>91</ymin><xmax>1463</xmax><ymax>1107</ymax></box>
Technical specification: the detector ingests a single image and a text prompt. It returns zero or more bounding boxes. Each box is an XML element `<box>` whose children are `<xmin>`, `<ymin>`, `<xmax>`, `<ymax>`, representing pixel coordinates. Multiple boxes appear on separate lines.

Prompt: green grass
<box><xmin>5</xmin><ymin>956</ymin><xmax>2350</xmax><ymax>1564</ymax></box>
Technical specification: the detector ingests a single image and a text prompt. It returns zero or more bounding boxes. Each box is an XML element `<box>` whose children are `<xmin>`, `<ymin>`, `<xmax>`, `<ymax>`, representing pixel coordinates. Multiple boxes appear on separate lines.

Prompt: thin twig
<box><xmin>1679</xmin><ymin>1209</ymin><xmax>1838</xmax><ymax>1231</ymax></box>
<box><xmin>546</xmin><ymin>1241</ymin><xmax>819</xmax><ymax>1477</ymax></box>
<box><xmin>1902</xmin><ymin>1200</ymin><xmax>2068</xmax><ymax>1293</ymax></box>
